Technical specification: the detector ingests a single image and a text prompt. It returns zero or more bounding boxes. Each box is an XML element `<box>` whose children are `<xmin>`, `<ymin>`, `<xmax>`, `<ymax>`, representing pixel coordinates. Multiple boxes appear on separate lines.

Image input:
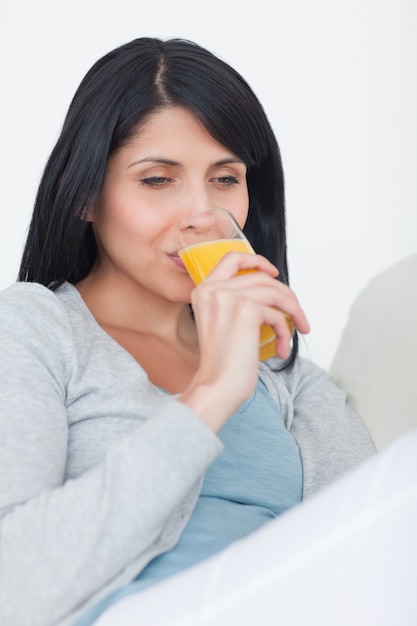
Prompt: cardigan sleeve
<box><xmin>259</xmin><ymin>357</ymin><xmax>376</xmax><ymax>498</ymax></box>
<box><xmin>0</xmin><ymin>284</ymin><xmax>223</xmax><ymax>626</ymax></box>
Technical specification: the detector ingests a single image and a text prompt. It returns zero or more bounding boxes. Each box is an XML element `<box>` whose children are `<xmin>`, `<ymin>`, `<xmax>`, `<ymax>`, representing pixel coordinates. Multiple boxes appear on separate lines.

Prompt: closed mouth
<box><xmin>168</xmin><ymin>252</ymin><xmax>186</xmax><ymax>269</ymax></box>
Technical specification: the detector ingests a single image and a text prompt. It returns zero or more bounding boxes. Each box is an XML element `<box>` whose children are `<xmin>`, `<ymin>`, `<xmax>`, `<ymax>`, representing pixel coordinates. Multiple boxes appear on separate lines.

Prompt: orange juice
<box><xmin>179</xmin><ymin>238</ymin><xmax>278</xmax><ymax>360</ymax></box>
<box><xmin>179</xmin><ymin>238</ymin><xmax>253</xmax><ymax>284</ymax></box>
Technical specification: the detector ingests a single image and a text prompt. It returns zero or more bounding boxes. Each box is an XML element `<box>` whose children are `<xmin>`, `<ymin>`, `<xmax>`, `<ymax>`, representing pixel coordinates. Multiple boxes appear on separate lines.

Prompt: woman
<box><xmin>0</xmin><ymin>38</ymin><xmax>377</xmax><ymax>626</ymax></box>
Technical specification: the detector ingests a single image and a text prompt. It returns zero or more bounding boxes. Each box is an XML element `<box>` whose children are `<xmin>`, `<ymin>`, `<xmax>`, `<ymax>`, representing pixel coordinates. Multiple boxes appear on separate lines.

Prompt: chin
<box><xmin>164</xmin><ymin>282</ymin><xmax>193</xmax><ymax>304</ymax></box>
<box><xmin>169</xmin><ymin>292</ymin><xmax>193</xmax><ymax>305</ymax></box>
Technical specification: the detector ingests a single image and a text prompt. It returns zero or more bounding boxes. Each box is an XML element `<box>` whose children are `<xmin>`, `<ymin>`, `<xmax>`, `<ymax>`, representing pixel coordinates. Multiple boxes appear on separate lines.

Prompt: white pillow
<box><xmin>329</xmin><ymin>254</ymin><xmax>417</xmax><ymax>450</ymax></box>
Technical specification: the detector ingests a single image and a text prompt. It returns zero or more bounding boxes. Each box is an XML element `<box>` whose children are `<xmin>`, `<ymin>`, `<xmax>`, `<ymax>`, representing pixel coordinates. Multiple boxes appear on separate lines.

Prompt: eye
<box><xmin>139</xmin><ymin>176</ymin><xmax>174</xmax><ymax>188</ymax></box>
<box><xmin>213</xmin><ymin>175</ymin><xmax>240</xmax><ymax>187</ymax></box>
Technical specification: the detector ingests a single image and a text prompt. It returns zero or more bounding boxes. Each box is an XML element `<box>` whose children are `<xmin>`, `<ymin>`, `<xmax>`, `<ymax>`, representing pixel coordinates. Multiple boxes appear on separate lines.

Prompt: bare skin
<box><xmin>77</xmin><ymin>106</ymin><xmax>310</xmax><ymax>432</ymax></box>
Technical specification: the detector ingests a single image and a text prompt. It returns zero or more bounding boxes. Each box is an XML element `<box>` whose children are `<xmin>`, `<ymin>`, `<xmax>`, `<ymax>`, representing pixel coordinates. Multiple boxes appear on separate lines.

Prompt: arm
<box><xmin>0</xmin><ymin>284</ymin><xmax>222</xmax><ymax>626</ymax></box>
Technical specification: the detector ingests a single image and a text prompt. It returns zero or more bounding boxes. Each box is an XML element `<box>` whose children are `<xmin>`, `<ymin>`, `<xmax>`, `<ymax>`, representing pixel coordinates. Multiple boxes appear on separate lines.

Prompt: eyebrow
<box><xmin>127</xmin><ymin>156</ymin><xmax>246</xmax><ymax>169</ymax></box>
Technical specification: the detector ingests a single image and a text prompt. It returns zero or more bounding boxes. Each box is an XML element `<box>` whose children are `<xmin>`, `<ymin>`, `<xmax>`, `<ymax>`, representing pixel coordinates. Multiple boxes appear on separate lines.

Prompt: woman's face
<box><xmin>89</xmin><ymin>106</ymin><xmax>249</xmax><ymax>303</ymax></box>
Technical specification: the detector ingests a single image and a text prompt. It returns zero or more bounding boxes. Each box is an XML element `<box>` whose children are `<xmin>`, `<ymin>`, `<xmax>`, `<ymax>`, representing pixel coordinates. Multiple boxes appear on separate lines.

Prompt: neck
<box><xmin>75</xmin><ymin>271</ymin><xmax>196</xmax><ymax>346</ymax></box>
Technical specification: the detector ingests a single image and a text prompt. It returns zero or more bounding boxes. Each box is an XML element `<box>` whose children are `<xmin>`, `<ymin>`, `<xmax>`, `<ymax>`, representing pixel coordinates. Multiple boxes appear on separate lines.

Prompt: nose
<box><xmin>176</xmin><ymin>207</ymin><xmax>237</xmax><ymax>250</ymax></box>
<box><xmin>175</xmin><ymin>178</ymin><xmax>215</xmax><ymax>224</ymax></box>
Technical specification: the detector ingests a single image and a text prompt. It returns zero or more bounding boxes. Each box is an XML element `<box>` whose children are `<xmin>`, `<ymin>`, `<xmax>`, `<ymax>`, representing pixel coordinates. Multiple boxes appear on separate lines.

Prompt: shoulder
<box><xmin>0</xmin><ymin>281</ymin><xmax>65</xmax><ymax>312</ymax></box>
<box><xmin>259</xmin><ymin>353</ymin><xmax>369</xmax><ymax>424</ymax></box>
<box><xmin>0</xmin><ymin>282</ymin><xmax>77</xmax><ymax>372</ymax></box>
<box><xmin>259</xmin><ymin>356</ymin><xmax>331</xmax><ymax>406</ymax></box>
<box><xmin>0</xmin><ymin>281</ymin><xmax>73</xmax><ymax>335</ymax></box>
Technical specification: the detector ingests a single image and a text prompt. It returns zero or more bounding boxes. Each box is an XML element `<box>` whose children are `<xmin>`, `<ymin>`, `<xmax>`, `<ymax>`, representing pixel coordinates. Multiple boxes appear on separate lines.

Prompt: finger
<box><xmin>257</xmin><ymin>304</ymin><xmax>294</xmax><ymax>360</ymax></box>
<box><xmin>200</xmin><ymin>276</ymin><xmax>310</xmax><ymax>336</ymax></box>
<box><xmin>239</xmin><ymin>277</ymin><xmax>310</xmax><ymax>335</ymax></box>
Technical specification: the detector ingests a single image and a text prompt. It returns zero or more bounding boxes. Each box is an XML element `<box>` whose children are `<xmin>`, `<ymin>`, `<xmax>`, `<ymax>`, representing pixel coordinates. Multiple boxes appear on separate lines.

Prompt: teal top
<box><xmin>77</xmin><ymin>377</ymin><xmax>303</xmax><ymax>625</ymax></box>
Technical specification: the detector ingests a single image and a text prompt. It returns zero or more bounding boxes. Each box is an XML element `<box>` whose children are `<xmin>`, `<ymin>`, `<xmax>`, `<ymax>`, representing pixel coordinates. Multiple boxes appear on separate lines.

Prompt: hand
<box><xmin>179</xmin><ymin>251</ymin><xmax>310</xmax><ymax>431</ymax></box>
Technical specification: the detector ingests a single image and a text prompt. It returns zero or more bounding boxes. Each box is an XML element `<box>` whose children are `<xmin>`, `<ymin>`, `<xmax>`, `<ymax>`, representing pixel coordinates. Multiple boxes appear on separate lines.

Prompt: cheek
<box><xmin>232</xmin><ymin>193</ymin><xmax>250</xmax><ymax>231</ymax></box>
<box><xmin>95</xmin><ymin>197</ymin><xmax>156</xmax><ymax>240</ymax></box>
<box><xmin>237</xmin><ymin>209</ymin><xmax>249</xmax><ymax>231</ymax></box>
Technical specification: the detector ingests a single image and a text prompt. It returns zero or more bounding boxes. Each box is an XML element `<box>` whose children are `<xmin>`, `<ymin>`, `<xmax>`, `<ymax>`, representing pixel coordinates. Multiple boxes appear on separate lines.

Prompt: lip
<box><xmin>167</xmin><ymin>252</ymin><xmax>186</xmax><ymax>270</ymax></box>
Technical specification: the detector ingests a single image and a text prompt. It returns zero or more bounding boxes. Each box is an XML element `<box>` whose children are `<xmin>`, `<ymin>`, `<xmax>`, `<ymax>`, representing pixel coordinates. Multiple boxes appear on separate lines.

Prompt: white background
<box><xmin>0</xmin><ymin>0</ymin><xmax>416</xmax><ymax>369</ymax></box>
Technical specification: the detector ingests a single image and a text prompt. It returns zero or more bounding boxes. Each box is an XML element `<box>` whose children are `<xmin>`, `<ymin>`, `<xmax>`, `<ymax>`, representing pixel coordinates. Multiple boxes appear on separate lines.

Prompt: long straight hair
<box><xmin>19</xmin><ymin>37</ymin><xmax>298</xmax><ymax>366</ymax></box>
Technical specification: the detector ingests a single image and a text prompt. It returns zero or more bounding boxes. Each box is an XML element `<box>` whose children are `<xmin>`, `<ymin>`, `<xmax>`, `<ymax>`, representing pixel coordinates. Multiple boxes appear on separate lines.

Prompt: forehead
<box><xmin>115</xmin><ymin>105</ymin><xmax>243</xmax><ymax>166</ymax></box>
<box><xmin>127</xmin><ymin>106</ymin><xmax>223</xmax><ymax>151</ymax></box>
<box><xmin>136</xmin><ymin>106</ymin><xmax>205</xmax><ymax>133</ymax></box>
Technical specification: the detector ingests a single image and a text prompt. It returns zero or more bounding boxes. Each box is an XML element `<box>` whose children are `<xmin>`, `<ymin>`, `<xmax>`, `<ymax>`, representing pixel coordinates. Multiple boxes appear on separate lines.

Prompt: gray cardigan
<box><xmin>0</xmin><ymin>282</ymin><xmax>374</xmax><ymax>626</ymax></box>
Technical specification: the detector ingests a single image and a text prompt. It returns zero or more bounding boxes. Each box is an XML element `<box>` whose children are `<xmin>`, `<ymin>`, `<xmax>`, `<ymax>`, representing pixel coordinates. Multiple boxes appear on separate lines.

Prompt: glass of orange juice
<box><xmin>176</xmin><ymin>207</ymin><xmax>293</xmax><ymax>361</ymax></box>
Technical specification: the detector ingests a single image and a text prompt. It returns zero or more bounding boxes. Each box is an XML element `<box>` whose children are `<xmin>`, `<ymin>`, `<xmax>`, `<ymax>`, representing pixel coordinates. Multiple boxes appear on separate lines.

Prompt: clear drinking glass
<box><xmin>176</xmin><ymin>207</ymin><xmax>294</xmax><ymax>361</ymax></box>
